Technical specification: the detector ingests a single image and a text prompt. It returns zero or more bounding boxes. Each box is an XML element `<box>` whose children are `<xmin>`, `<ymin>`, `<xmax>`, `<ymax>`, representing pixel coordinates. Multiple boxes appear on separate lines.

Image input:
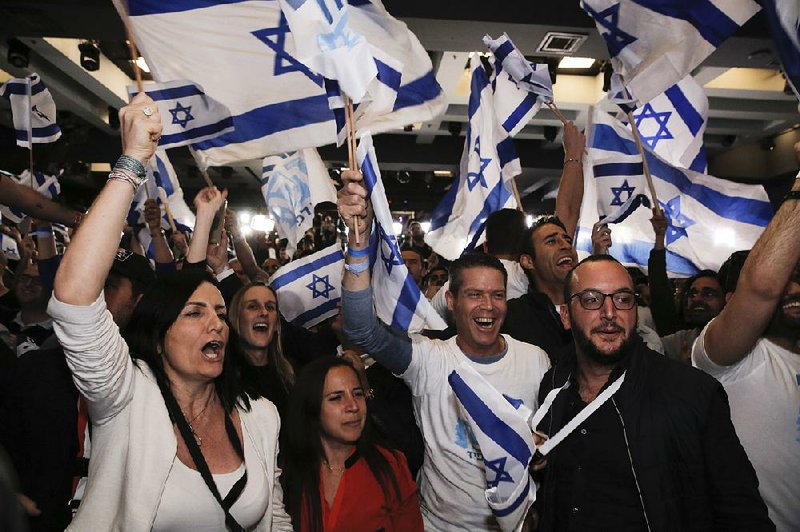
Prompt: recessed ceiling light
<box><xmin>558</xmin><ymin>57</ymin><xmax>595</xmax><ymax>70</ymax></box>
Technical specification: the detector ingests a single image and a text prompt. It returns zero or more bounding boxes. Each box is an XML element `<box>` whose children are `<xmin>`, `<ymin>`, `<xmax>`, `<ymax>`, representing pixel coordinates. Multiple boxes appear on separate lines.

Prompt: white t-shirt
<box><xmin>693</xmin><ymin>324</ymin><xmax>800</xmax><ymax>531</ymax></box>
<box><xmin>430</xmin><ymin>259</ymin><xmax>529</xmax><ymax>319</ymax></box>
<box><xmin>403</xmin><ymin>334</ymin><xmax>550</xmax><ymax>531</ymax></box>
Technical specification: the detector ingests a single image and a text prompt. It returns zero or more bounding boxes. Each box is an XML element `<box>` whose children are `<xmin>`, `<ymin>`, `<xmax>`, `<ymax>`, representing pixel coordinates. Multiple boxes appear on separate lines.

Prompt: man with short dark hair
<box><xmin>692</xmin><ymin>176</ymin><xmax>800</xmax><ymax>530</ymax></box>
<box><xmin>534</xmin><ymin>255</ymin><xmax>772</xmax><ymax>531</ymax></box>
<box><xmin>400</xmin><ymin>246</ymin><xmax>425</xmax><ymax>287</ymax></box>
<box><xmin>339</xmin><ymin>169</ymin><xmax>550</xmax><ymax>530</ymax></box>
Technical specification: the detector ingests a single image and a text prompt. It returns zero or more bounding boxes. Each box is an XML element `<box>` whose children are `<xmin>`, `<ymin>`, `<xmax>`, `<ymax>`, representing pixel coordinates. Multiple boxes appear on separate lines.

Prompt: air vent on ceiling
<box><xmin>536</xmin><ymin>32</ymin><xmax>588</xmax><ymax>56</ymax></box>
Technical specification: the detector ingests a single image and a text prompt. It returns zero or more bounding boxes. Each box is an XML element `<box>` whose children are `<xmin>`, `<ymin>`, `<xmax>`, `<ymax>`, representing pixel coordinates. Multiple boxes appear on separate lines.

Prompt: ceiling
<box><xmin>0</xmin><ymin>1</ymin><xmax>798</xmax><ymax>217</ymax></box>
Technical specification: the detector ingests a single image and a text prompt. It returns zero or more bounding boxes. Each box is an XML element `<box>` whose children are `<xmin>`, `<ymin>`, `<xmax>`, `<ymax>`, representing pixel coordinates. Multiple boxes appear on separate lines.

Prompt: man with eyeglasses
<box><xmin>533</xmin><ymin>254</ymin><xmax>772</xmax><ymax>531</ymax></box>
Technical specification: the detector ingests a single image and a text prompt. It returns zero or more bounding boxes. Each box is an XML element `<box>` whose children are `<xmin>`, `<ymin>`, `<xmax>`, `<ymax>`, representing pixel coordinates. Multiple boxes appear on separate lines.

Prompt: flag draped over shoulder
<box><xmin>261</xmin><ymin>148</ymin><xmax>337</xmax><ymax>259</ymax></box>
<box><xmin>269</xmin><ymin>243</ymin><xmax>344</xmax><ymax>328</ymax></box>
<box><xmin>358</xmin><ymin>133</ymin><xmax>447</xmax><ymax>332</ymax></box>
<box><xmin>448</xmin><ymin>364</ymin><xmax>537</xmax><ymax>532</ymax></box>
<box><xmin>425</xmin><ymin>56</ymin><xmax>523</xmax><ymax>261</ymax></box>
<box><xmin>761</xmin><ymin>0</ymin><xmax>800</xmax><ymax>99</ymax></box>
<box><xmin>577</xmin><ymin>108</ymin><xmax>772</xmax><ymax>276</ymax></box>
<box><xmin>116</xmin><ymin>0</ymin><xmax>444</xmax><ymax>168</ymax></box>
<box><xmin>623</xmin><ymin>75</ymin><xmax>709</xmax><ymax>173</ymax></box>
<box><xmin>0</xmin><ymin>73</ymin><xmax>61</xmax><ymax>147</ymax></box>
<box><xmin>580</xmin><ymin>0</ymin><xmax>761</xmax><ymax>105</ymax></box>
<box><xmin>127</xmin><ymin>81</ymin><xmax>233</xmax><ymax>149</ymax></box>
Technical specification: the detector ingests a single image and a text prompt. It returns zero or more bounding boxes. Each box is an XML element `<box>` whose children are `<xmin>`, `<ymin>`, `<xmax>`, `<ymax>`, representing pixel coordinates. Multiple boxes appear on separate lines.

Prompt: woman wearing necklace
<box><xmin>280</xmin><ymin>357</ymin><xmax>423</xmax><ymax>532</ymax></box>
<box><xmin>48</xmin><ymin>94</ymin><xmax>292</xmax><ymax>531</ymax></box>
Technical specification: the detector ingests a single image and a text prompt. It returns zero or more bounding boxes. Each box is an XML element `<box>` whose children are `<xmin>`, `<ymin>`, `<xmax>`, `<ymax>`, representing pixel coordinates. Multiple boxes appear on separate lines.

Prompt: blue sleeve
<box><xmin>37</xmin><ymin>255</ymin><xmax>61</xmax><ymax>295</ymax></box>
<box><xmin>341</xmin><ymin>287</ymin><xmax>412</xmax><ymax>374</ymax></box>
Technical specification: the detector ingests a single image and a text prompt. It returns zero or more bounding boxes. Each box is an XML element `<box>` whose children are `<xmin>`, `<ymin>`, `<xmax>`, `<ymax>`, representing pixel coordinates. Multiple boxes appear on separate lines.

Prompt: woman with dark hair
<box><xmin>281</xmin><ymin>357</ymin><xmax>423</xmax><ymax>532</ymax></box>
<box><xmin>48</xmin><ymin>94</ymin><xmax>291</xmax><ymax>531</ymax></box>
<box><xmin>229</xmin><ymin>281</ymin><xmax>295</xmax><ymax>418</ymax></box>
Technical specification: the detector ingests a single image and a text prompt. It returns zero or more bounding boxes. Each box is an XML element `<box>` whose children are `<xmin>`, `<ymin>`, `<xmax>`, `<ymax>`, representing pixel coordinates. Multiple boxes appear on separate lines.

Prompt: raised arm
<box><xmin>143</xmin><ymin>198</ymin><xmax>175</xmax><ymax>266</ymax></box>
<box><xmin>53</xmin><ymin>93</ymin><xmax>162</xmax><ymax>305</ymax></box>
<box><xmin>647</xmin><ymin>210</ymin><xmax>683</xmax><ymax>336</ymax></box>
<box><xmin>0</xmin><ymin>177</ymin><xmax>81</xmax><ymax>228</ymax></box>
<box><xmin>702</xmin><ymin>178</ymin><xmax>800</xmax><ymax>365</ymax></box>
<box><xmin>186</xmin><ymin>186</ymin><xmax>228</xmax><ymax>266</ymax></box>
<box><xmin>226</xmin><ymin>208</ymin><xmax>268</xmax><ymax>281</ymax></box>
<box><xmin>554</xmin><ymin>121</ymin><xmax>586</xmax><ymax>239</ymax></box>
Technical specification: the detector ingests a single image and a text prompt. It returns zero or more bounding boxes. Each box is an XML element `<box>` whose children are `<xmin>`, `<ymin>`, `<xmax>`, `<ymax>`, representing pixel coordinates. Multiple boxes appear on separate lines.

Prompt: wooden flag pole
<box><xmin>511</xmin><ymin>178</ymin><xmax>524</xmax><ymax>212</ymax></box>
<box><xmin>626</xmin><ymin>110</ymin><xmax>662</xmax><ymax>215</ymax></box>
<box><xmin>344</xmin><ymin>95</ymin><xmax>361</xmax><ymax>245</ymax></box>
<box><xmin>157</xmin><ymin>188</ymin><xmax>178</xmax><ymax>233</ymax></box>
<box><xmin>546</xmin><ymin>101</ymin><xmax>569</xmax><ymax>125</ymax></box>
<box><xmin>26</xmin><ymin>76</ymin><xmax>34</xmax><ymax>189</ymax></box>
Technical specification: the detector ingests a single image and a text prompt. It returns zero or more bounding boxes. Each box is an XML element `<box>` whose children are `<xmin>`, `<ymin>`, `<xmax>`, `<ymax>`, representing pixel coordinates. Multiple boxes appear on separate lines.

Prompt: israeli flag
<box><xmin>127</xmin><ymin>81</ymin><xmax>233</xmax><ymax>150</ymax></box>
<box><xmin>623</xmin><ymin>75</ymin><xmax>709</xmax><ymax>173</ymax></box>
<box><xmin>262</xmin><ymin>148</ymin><xmax>337</xmax><ymax>259</ymax></box>
<box><xmin>425</xmin><ymin>56</ymin><xmax>520</xmax><ymax>261</ymax></box>
<box><xmin>149</xmin><ymin>150</ymin><xmax>196</xmax><ymax>230</ymax></box>
<box><xmin>0</xmin><ymin>73</ymin><xmax>61</xmax><ymax>148</ymax></box>
<box><xmin>577</xmin><ymin>108</ymin><xmax>772</xmax><ymax>276</ymax></box>
<box><xmin>580</xmin><ymin>0</ymin><xmax>761</xmax><ymax>105</ymax></box>
<box><xmin>483</xmin><ymin>33</ymin><xmax>553</xmax><ymax>131</ymax></box>
<box><xmin>358</xmin><ymin>133</ymin><xmax>447</xmax><ymax>332</ymax></box>
<box><xmin>761</xmin><ymin>0</ymin><xmax>800</xmax><ymax>99</ymax></box>
<box><xmin>116</xmin><ymin>0</ymin><xmax>444</xmax><ymax>169</ymax></box>
<box><xmin>269</xmin><ymin>243</ymin><xmax>344</xmax><ymax>328</ymax></box>
<box><xmin>0</xmin><ymin>168</ymin><xmax>62</xmax><ymax>224</ymax></box>
<box><xmin>448</xmin><ymin>365</ymin><xmax>536</xmax><ymax>532</ymax></box>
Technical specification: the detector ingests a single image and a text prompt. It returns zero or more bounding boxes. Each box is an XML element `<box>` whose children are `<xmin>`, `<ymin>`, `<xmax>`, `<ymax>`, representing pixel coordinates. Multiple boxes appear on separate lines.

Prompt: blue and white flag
<box><xmin>425</xmin><ymin>56</ymin><xmax>520</xmax><ymax>261</ymax></box>
<box><xmin>623</xmin><ymin>75</ymin><xmax>709</xmax><ymax>173</ymax></box>
<box><xmin>0</xmin><ymin>73</ymin><xmax>61</xmax><ymax>148</ymax></box>
<box><xmin>580</xmin><ymin>0</ymin><xmax>761</xmax><ymax>105</ymax></box>
<box><xmin>149</xmin><ymin>150</ymin><xmax>196</xmax><ymax>230</ymax></box>
<box><xmin>116</xmin><ymin>0</ymin><xmax>444</xmax><ymax>169</ymax></box>
<box><xmin>483</xmin><ymin>33</ymin><xmax>553</xmax><ymax>132</ymax></box>
<box><xmin>127</xmin><ymin>81</ymin><xmax>233</xmax><ymax>150</ymax></box>
<box><xmin>269</xmin><ymin>243</ymin><xmax>344</xmax><ymax>328</ymax></box>
<box><xmin>448</xmin><ymin>364</ymin><xmax>536</xmax><ymax>532</ymax></box>
<box><xmin>0</xmin><ymin>168</ymin><xmax>63</xmax><ymax>224</ymax></box>
<box><xmin>358</xmin><ymin>133</ymin><xmax>447</xmax><ymax>332</ymax></box>
<box><xmin>761</xmin><ymin>0</ymin><xmax>800</xmax><ymax>99</ymax></box>
<box><xmin>577</xmin><ymin>108</ymin><xmax>772</xmax><ymax>276</ymax></box>
<box><xmin>262</xmin><ymin>148</ymin><xmax>337</xmax><ymax>258</ymax></box>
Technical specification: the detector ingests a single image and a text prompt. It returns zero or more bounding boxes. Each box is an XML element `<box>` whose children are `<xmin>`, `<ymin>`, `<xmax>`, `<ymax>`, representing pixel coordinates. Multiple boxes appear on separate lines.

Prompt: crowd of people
<box><xmin>0</xmin><ymin>92</ymin><xmax>797</xmax><ymax>532</ymax></box>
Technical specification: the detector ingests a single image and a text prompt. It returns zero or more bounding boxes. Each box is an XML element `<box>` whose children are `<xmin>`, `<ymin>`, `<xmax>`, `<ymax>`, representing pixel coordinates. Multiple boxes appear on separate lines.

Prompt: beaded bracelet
<box><xmin>347</xmin><ymin>246</ymin><xmax>370</xmax><ymax>258</ymax></box>
<box><xmin>114</xmin><ymin>155</ymin><xmax>146</xmax><ymax>179</ymax></box>
<box><xmin>108</xmin><ymin>168</ymin><xmax>145</xmax><ymax>192</ymax></box>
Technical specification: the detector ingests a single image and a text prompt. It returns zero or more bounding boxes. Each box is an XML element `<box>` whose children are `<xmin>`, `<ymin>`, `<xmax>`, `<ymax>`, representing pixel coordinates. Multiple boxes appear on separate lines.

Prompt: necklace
<box><xmin>182</xmin><ymin>396</ymin><xmax>214</xmax><ymax>447</ymax></box>
<box><xmin>322</xmin><ymin>459</ymin><xmax>345</xmax><ymax>475</ymax></box>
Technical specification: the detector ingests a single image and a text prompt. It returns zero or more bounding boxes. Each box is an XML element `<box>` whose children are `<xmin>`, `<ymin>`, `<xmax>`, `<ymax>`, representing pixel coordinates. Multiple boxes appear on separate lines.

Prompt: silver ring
<box><xmin>142</xmin><ymin>106</ymin><xmax>154</xmax><ymax>117</ymax></box>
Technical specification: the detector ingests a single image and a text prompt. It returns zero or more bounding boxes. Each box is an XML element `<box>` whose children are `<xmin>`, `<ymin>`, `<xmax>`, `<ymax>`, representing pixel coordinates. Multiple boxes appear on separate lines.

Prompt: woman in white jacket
<box><xmin>48</xmin><ymin>93</ymin><xmax>292</xmax><ymax>531</ymax></box>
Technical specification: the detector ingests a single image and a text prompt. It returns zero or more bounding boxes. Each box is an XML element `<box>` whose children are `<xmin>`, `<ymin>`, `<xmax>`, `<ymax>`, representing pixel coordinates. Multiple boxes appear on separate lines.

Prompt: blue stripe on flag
<box><xmin>270</xmin><ymin>250</ymin><xmax>344</xmax><ymax>289</ymax></box>
<box><xmin>375</xmin><ymin>59</ymin><xmax>402</xmax><ymax>92</ymax></box>
<box><xmin>496</xmin><ymin>137</ymin><xmax>517</xmax><ymax>168</ymax></box>
<box><xmin>464</xmin><ymin>177</ymin><xmax>513</xmax><ymax>254</ymax></box>
<box><xmin>576</xmin><ymin>229</ymin><xmax>699</xmax><ymax>275</ymax></box>
<box><xmin>141</xmin><ymin>84</ymin><xmax>204</xmax><ymax>101</ymax></box>
<box><xmin>631</xmin><ymin>0</ymin><xmax>740</xmax><ymax>47</ymax></box>
<box><xmin>390</xmin><ymin>277</ymin><xmax>422</xmax><ymax>331</ymax></box>
<box><xmin>688</xmin><ymin>148</ymin><xmax>706</xmax><ymax>173</ymax></box>
<box><xmin>429</xmin><ymin>175</ymin><xmax>459</xmax><ymax>231</ymax></box>
<box><xmin>159</xmin><ymin>116</ymin><xmax>234</xmax><ymax>147</ymax></box>
<box><xmin>493</xmin><ymin>476</ymin><xmax>532</xmax><ymax>517</ymax></box>
<box><xmin>15</xmin><ymin>124</ymin><xmax>61</xmax><ymax>141</ymax></box>
<box><xmin>292</xmin><ymin>297</ymin><xmax>341</xmax><ymax>327</ymax></box>
<box><xmin>1</xmin><ymin>79</ymin><xmax>47</xmax><ymax>97</ymax></box>
<box><xmin>155</xmin><ymin>156</ymin><xmax>174</xmax><ymax>196</ymax></box>
<box><xmin>493</xmin><ymin>39</ymin><xmax>515</xmax><ymax>63</ymax></box>
<box><xmin>448</xmin><ymin>371</ymin><xmax>532</xmax><ymax>465</ymax></box>
<box><xmin>129</xmin><ymin>0</ymin><xmax>244</xmax><ymax>16</ymax></box>
<box><xmin>501</xmin><ymin>93</ymin><xmax>537</xmax><ymax>134</ymax></box>
<box><xmin>393</xmin><ymin>71</ymin><xmax>441</xmax><ymax>112</ymax></box>
<box><xmin>664</xmin><ymin>84</ymin><xmax>702</xmax><ymax>135</ymax></box>
<box><xmin>191</xmin><ymin>95</ymin><xmax>332</xmax><ymax>150</ymax></box>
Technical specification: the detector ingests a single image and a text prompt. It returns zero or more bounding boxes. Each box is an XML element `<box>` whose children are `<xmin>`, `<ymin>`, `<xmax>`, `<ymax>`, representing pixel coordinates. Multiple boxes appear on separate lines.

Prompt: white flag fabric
<box><xmin>0</xmin><ymin>168</ymin><xmax>62</xmax><ymax>224</ymax></box>
<box><xmin>269</xmin><ymin>243</ymin><xmax>344</xmax><ymax>328</ymax></box>
<box><xmin>115</xmin><ymin>0</ymin><xmax>444</xmax><ymax>169</ymax></box>
<box><xmin>261</xmin><ymin>149</ymin><xmax>337</xmax><ymax>259</ymax></box>
<box><xmin>127</xmin><ymin>81</ymin><xmax>233</xmax><ymax>150</ymax></box>
<box><xmin>578</xmin><ymin>108</ymin><xmax>772</xmax><ymax>276</ymax></box>
<box><xmin>448</xmin><ymin>364</ymin><xmax>537</xmax><ymax>532</ymax></box>
<box><xmin>150</xmin><ymin>150</ymin><xmax>196</xmax><ymax>231</ymax></box>
<box><xmin>623</xmin><ymin>75</ymin><xmax>709</xmax><ymax>173</ymax></box>
<box><xmin>425</xmin><ymin>56</ymin><xmax>521</xmax><ymax>261</ymax></box>
<box><xmin>0</xmin><ymin>73</ymin><xmax>61</xmax><ymax>148</ymax></box>
<box><xmin>580</xmin><ymin>0</ymin><xmax>761</xmax><ymax>105</ymax></box>
<box><xmin>358</xmin><ymin>133</ymin><xmax>447</xmax><ymax>332</ymax></box>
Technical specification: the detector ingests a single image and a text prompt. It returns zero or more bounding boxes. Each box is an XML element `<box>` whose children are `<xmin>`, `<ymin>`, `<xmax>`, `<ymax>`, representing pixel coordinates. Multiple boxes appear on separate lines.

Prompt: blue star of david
<box><xmin>659</xmin><ymin>196</ymin><xmax>695</xmax><ymax>245</ymax></box>
<box><xmin>634</xmin><ymin>103</ymin><xmax>673</xmax><ymax>149</ymax></box>
<box><xmin>168</xmin><ymin>101</ymin><xmax>194</xmax><ymax>128</ymax></box>
<box><xmin>252</xmin><ymin>13</ymin><xmax>323</xmax><ymax>85</ymax></box>
<box><xmin>318</xmin><ymin>11</ymin><xmax>360</xmax><ymax>52</ymax></box>
<box><xmin>585</xmin><ymin>4</ymin><xmax>637</xmax><ymax>58</ymax></box>
<box><xmin>306</xmin><ymin>273</ymin><xmax>335</xmax><ymax>299</ymax></box>
<box><xmin>503</xmin><ymin>394</ymin><xmax>524</xmax><ymax>410</ymax></box>
<box><xmin>610</xmin><ymin>179</ymin><xmax>636</xmax><ymax>207</ymax></box>
<box><xmin>378</xmin><ymin>226</ymin><xmax>403</xmax><ymax>274</ymax></box>
<box><xmin>484</xmin><ymin>457</ymin><xmax>514</xmax><ymax>489</ymax></box>
<box><xmin>467</xmin><ymin>137</ymin><xmax>491</xmax><ymax>191</ymax></box>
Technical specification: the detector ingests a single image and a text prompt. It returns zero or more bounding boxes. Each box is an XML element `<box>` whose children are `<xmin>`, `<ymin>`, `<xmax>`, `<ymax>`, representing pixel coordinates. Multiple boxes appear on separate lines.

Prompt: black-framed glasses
<box><xmin>569</xmin><ymin>289</ymin><xmax>637</xmax><ymax>311</ymax></box>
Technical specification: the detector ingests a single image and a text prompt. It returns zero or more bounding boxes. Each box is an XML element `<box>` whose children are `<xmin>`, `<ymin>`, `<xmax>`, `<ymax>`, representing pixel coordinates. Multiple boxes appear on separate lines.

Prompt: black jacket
<box><xmin>535</xmin><ymin>337</ymin><xmax>773</xmax><ymax>532</ymax></box>
<box><xmin>501</xmin><ymin>291</ymin><xmax>572</xmax><ymax>365</ymax></box>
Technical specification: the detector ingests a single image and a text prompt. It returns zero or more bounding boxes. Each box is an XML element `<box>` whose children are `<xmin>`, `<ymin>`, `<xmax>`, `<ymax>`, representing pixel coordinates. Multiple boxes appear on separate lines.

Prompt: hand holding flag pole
<box><xmin>157</xmin><ymin>187</ymin><xmax>178</xmax><ymax>233</ymax></box>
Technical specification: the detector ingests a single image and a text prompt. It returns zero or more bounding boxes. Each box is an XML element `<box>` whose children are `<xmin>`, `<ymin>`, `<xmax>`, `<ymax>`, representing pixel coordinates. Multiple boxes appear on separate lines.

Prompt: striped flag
<box><xmin>0</xmin><ymin>73</ymin><xmax>61</xmax><ymax>147</ymax></box>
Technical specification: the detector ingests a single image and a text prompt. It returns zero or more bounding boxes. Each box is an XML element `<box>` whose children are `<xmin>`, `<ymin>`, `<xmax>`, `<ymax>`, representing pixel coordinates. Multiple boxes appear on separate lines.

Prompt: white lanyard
<box><xmin>530</xmin><ymin>371</ymin><xmax>627</xmax><ymax>457</ymax></box>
